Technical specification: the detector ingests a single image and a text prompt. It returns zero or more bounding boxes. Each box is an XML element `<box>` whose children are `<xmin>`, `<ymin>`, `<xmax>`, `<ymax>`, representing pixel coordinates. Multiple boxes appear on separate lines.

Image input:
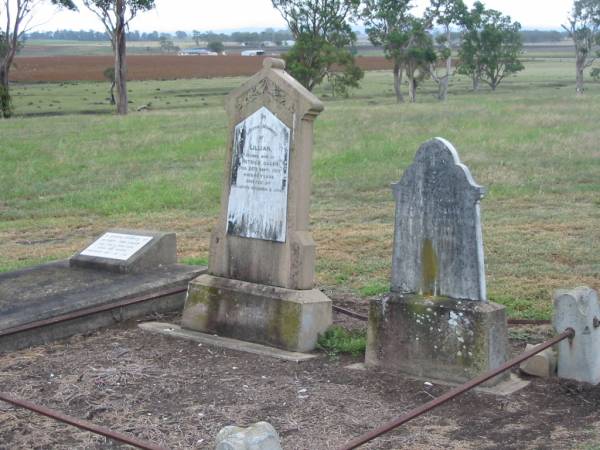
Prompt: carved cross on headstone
<box><xmin>391</xmin><ymin>138</ymin><xmax>487</xmax><ymax>301</ymax></box>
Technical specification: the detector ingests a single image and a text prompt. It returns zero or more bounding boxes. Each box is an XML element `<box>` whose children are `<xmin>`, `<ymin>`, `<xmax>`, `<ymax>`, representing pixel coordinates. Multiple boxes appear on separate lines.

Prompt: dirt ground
<box><xmin>0</xmin><ymin>293</ymin><xmax>599</xmax><ymax>450</ymax></box>
<box><xmin>9</xmin><ymin>55</ymin><xmax>393</xmax><ymax>83</ymax></box>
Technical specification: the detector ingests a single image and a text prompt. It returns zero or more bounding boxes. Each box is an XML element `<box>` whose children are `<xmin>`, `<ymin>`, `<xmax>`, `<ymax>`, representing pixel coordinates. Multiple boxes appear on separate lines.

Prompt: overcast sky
<box><xmin>31</xmin><ymin>0</ymin><xmax>573</xmax><ymax>33</ymax></box>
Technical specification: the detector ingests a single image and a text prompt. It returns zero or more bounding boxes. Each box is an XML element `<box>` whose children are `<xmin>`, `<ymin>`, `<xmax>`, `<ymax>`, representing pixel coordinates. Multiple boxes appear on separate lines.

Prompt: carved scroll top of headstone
<box><xmin>226</xmin><ymin>58</ymin><xmax>324</xmax><ymax>120</ymax></box>
<box><xmin>391</xmin><ymin>138</ymin><xmax>487</xmax><ymax>301</ymax></box>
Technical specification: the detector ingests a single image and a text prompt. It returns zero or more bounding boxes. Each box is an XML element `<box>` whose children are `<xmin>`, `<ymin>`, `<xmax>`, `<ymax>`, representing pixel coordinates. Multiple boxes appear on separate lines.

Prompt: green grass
<box><xmin>182</xmin><ymin>256</ymin><xmax>209</xmax><ymax>266</ymax></box>
<box><xmin>317</xmin><ymin>326</ymin><xmax>367</xmax><ymax>357</ymax></box>
<box><xmin>1</xmin><ymin>58</ymin><xmax>599</xmax><ymax>320</ymax></box>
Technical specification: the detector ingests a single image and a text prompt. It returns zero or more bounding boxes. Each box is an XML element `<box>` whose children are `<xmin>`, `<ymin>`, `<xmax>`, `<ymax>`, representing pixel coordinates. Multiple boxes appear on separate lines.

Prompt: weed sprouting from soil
<box><xmin>317</xmin><ymin>325</ymin><xmax>366</xmax><ymax>357</ymax></box>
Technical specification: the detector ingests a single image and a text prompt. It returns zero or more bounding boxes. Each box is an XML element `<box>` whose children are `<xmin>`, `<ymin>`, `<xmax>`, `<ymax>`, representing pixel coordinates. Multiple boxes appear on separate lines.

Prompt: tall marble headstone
<box><xmin>366</xmin><ymin>138</ymin><xmax>509</xmax><ymax>384</ymax></box>
<box><xmin>182</xmin><ymin>58</ymin><xmax>332</xmax><ymax>352</ymax></box>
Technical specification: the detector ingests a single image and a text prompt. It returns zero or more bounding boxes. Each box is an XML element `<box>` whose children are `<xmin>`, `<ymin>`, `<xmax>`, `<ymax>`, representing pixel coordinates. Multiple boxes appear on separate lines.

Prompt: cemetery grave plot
<box><xmin>0</xmin><ymin>307</ymin><xmax>599</xmax><ymax>450</ymax></box>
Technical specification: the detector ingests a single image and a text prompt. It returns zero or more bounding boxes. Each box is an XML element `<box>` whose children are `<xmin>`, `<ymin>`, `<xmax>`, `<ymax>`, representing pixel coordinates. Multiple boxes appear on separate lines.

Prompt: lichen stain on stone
<box><xmin>420</xmin><ymin>239</ymin><xmax>437</xmax><ymax>297</ymax></box>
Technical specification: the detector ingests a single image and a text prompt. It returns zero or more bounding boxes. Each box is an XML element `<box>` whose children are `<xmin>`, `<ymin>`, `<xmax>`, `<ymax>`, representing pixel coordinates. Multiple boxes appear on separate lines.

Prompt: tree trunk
<box><xmin>576</xmin><ymin>54</ymin><xmax>585</xmax><ymax>95</ymax></box>
<box><xmin>115</xmin><ymin>0</ymin><xmax>128</xmax><ymax>115</ymax></box>
<box><xmin>407</xmin><ymin>72</ymin><xmax>416</xmax><ymax>103</ymax></box>
<box><xmin>438</xmin><ymin>74</ymin><xmax>449</xmax><ymax>101</ymax></box>
<box><xmin>110</xmin><ymin>80</ymin><xmax>116</xmax><ymax>105</ymax></box>
<box><xmin>438</xmin><ymin>29</ymin><xmax>452</xmax><ymax>101</ymax></box>
<box><xmin>0</xmin><ymin>63</ymin><xmax>11</xmax><ymax>118</ymax></box>
<box><xmin>472</xmin><ymin>74</ymin><xmax>480</xmax><ymax>91</ymax></box>
<box><xmin>393</xmin><ymin>62</ymin><xmax>404</xmax><ymax>103</ymax></box>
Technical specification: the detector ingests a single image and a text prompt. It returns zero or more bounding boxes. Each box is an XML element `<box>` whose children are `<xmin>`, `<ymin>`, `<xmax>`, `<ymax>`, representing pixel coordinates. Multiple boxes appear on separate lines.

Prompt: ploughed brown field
<box><xmin>10</xmin><ymin>55</ymin><xmax>393</xmax><ymax>82</ymax></box>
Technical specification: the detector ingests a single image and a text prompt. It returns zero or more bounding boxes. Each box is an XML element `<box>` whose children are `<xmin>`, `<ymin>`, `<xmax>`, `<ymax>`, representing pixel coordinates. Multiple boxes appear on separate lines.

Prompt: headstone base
<box><xmin>365</xmin><ymin>294</ymin><xmax>509</xmax><ymax>385</ymax></box>
<box><xmin>182</xmin><ymin>274</ymin><xmax>332</xmax><ymax>352</ymax></box>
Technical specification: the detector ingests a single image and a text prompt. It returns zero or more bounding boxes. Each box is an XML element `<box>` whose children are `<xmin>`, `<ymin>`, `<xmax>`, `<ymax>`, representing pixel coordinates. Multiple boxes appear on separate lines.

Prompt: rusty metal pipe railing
<box><xmin>0</xmin><ymin>391</ymin><xmax>169</xmax><ymax>450</ymax></box>
<box><xmin>338</xmin><ymin>327</ymin><xmax>575</xmax><ymax>450</ymax></box>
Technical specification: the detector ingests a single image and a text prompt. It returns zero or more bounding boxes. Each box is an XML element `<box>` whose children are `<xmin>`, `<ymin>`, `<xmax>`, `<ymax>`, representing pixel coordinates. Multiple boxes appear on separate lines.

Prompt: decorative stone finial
<box><xmin>263</xmin><ymin>57</ymin><xmax>286</xmax><ymax>70</ymax></box>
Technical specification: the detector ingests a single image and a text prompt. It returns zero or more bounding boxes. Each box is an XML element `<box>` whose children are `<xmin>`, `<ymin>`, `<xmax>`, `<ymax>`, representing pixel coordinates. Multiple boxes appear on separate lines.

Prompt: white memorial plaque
<box><xmin>226</xmin><ymin>106</ymin><xmax>290</xmax><ymax>242</ymax></box>
<box><xmin>79</xmin><ymin>232</ymin><xmax>153</xmax><ymax>261</ymax></box>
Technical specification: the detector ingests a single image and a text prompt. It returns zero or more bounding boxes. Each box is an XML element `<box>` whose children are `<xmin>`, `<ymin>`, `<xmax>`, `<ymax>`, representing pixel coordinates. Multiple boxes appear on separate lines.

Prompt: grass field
<box><xmin>1</xmin><ymin>57</ymin><xmax>598</xmax><ymax>320</ymax></box>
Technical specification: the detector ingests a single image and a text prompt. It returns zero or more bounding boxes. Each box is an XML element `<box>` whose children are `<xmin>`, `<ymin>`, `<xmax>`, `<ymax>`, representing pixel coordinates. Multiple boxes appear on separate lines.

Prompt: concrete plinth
<box><xmin>182</xmin><ymin>274</ymin><xmax>332</xmax><ymax>352</ymax></box>
<box><xmin>365</xmin><ymin>294</ymin><xmax>508</xmax><ymax>385</ymax></box>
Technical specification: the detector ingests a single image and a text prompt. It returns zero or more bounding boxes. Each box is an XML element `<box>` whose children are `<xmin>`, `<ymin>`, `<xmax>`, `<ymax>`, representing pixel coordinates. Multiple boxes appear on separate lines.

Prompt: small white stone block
<box><xmin>215</xmin><ymin>421</ymin><xmax>282</xmax><ymax>450</ymax></box>
<box><xmin>519</xmin><ymin>344</ymin><xmax>557</xmax><ymax>378</ymax></box>
<box><xmin>553</xmin><ymin>287</ymin><xmax>600</xmax><ymax>385</ymax></box>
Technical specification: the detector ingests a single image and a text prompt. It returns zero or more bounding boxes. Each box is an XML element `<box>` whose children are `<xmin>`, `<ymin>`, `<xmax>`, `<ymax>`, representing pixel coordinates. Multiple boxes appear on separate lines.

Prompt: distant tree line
<box><xmin>25</xmin><ymin>28</ymin><xmax>294</xmax><ymax>44</ymax></box>
<box><xmin>519</xmin><ymin>30</ymin><xmax>567</xmax><ymax>43</ymax></box>
<box><xmin>26</xmin><ymin>29</ymin><xmax>160</xmax><ymax>41</ymax></box>
<box><xmin>25</xmin><ymin>27</ymin><xmax>566</xmax><ymax>45</ymax></box>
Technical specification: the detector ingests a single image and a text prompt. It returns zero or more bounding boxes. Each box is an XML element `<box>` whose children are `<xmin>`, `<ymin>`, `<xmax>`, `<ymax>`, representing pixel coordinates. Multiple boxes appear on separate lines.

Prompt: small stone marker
<box><xmin>519</xmin><ymin>344</ymin><xmax>557</xmax><ymax>378</ymax></box>
<box><xmin>554</xmin><ymin>287</ymin><xmax>600</xmax><ymax>385</ymax></box>
<box><xmin>79</xmin><ymin>232</ymin><xmax>153</xmax><ymax>260</ymax></box>
<box><xmin>70</xmin><ymin>229</ymin><xmax>176</xmax><ymax>273</ymax></box>
<box><xmin>215</xmin><ymin>422</ymin><xmax>282</xmax><ymax>450</ymax></box>
<box><xmin>366</xmin><ymin>138</ymin><xmax>509</xmax><ymax>384</ymax></box>
<box><xmin>182</xmin><ymin>58</ymin><xmax>332</xmax><ymax>352</ymax></box>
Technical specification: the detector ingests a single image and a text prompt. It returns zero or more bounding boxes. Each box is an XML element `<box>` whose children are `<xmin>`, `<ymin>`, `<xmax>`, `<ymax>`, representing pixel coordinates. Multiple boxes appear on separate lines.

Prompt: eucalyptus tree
<box><xmin>271</xmin><ymin>0</ymin><xmax>363</xmax><ymax>95</ymax></box>
<box><xmin>425</xmin><ymin>0</ymin><xmax>467</xmax><ymax>100</ymax></box>
<box><xmin>458</xmin><ymin>2</ymin><xmax>524</xmax><ymax>91</ymax></box>
<box><xmin>562</xmin><ymin>0</ymin><xmax>600</xmax><ymax>94</ymax></box>
<box><xmin>81</xmin><ymin>0</ymin><xmax>156</xmax><ymax>114</ymax></box>
<box><xmin>403</xmin><ymin>17</ymin><xmax>436</xmax><ymax>102</ymax></box>
<box><xmin>362</xmin><ymin>0</ymin><xmax>413</xmax><ymax>102</ymax></box>
<box><xmin>1</xmin><ymin>0</ymin><xmax>76</xmax><ymax>118</ymax></box>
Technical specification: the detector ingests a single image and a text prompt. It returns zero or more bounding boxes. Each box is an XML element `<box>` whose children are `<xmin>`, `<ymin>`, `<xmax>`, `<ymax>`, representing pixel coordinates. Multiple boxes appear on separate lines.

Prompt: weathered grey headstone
<box><xmin>391</xmin><ymin>138</ymin><xmax>486</xmax><ymax>301</ymax></box>
<box><xmin>554</xmin><ymin>287</ymin><xmax>600</xmax><ymax>385</ymax></box>
<box><xmin>182</xmin><ymin>58</ymin><xmax>332</xmax><ymax>352</ymax></box>
<box><xmin>215</xmin><ymin>422</ymin><xmax>282</xmax><ymax>450</ymax></box>
<box><xmin>70</xmin><ymin>228</ymin><xmax>176</xmax><ymax>273</ymax></box>
<box><xmin>366</xmin><ymin>138</ymin><xmax>509</xmax><ymax>385</ymax></box>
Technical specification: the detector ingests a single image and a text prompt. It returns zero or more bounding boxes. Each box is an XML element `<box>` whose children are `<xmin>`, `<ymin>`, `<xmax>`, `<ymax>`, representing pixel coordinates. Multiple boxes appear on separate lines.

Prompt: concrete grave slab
<box><xmin>346</xmin><ymin>363</ymin><xmax>529</xmax><ymax>396</ymax></box>
<box><xmin>139</xmin><ymin>322</ymin><xmax>319</xmax><ymax>363</ymax></box>
<box><xmin>0</xmin><ymin>229</ymin><xmax>205</xmax><ymax>352</ymax></box>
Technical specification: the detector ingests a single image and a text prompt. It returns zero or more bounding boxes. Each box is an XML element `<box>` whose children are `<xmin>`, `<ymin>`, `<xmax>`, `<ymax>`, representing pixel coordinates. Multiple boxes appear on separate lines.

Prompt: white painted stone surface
<box><xmin>79</xmin><ymin>232</ymin><xmax>153</xmax><ymax>260</ymax></box>
<box><xmin>554</xmin><ymin>287</ymin><xmax>600</xmax><ymax>385</ymax></box>
<box><xmin>215</xmin><ymin>421</ymin><xmax>282</xmax><ymax>450</ymax></box>
<box><xmin>226</xmin><ymin>106</ymin><xmax>290</xmax><ymax>243</ymax></box>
